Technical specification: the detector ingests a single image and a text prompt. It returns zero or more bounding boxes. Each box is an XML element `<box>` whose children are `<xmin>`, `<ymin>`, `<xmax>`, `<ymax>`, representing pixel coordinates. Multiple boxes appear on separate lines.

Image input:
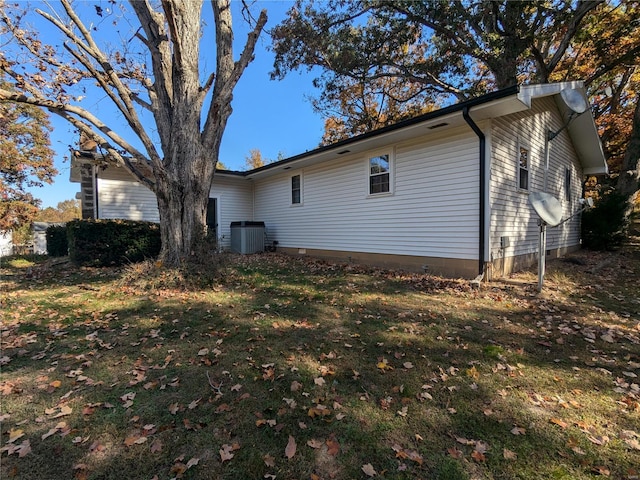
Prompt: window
<box><xmin>291</xmin><ymin>174</ymin><xmax>301</xmax><ymax>204</ymax></box>
<box><xmin>518</xmin><ymin>145</ymin><xmax>529</xmax><ymax>191</ymax></box>
<box><xmin>564</xmin><ymin>168</ymin><xmax>572</xmax><ymax>201</ymax></box>
<box><xmin>369</xmin><ymin>154</ymin><xmax>390</xmax><ymax>195</ymax></box>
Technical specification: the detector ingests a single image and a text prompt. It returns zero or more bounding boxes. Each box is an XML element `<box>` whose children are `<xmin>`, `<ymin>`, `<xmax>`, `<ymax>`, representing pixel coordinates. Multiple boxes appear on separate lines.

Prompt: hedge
<box><xmin>67</xmin><ymin>219</ymin><xmax>161</xmax><ymax>267</ymax></box>
<box><xmin>45</xmin><ymin>225</ymin><xmax>68</xmax><ymax>257</ymax></box>
<box><xmin>582</xmin><ymin>190</ymin><xmax>629</xmax><ymax>250</ymax></box>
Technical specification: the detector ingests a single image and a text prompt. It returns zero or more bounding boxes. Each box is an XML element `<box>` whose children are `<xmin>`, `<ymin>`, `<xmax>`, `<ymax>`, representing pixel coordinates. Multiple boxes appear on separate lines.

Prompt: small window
<box><xmin>564</xmin><ymin>168</ymin><xmax>571</xmax><ymax>201</ymax></box>
<box><xmin>369</xmin><ymin>154</ymin><xmax>390</xmax><ymax>195</ymax></box>
<box><xmin>291</xmin><ymin>174</ymin><xmax>301</xmax><ymax>204</ymax></box>
<box><xmin>518</xmin><ymin>145</ymin><xmax>529</xmax><ymax>191</ymax></box>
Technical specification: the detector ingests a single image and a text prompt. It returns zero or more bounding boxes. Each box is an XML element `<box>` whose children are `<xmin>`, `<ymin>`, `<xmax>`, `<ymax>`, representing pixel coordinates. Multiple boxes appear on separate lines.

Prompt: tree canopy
<box><xmin>271</xmin><ymin>1</ymin><xmax>606</xmax><ymax>133</ymax></box>
<box><xmin>0</xmin><ymin>76</ymin><xmax>56</xmax><ymax>231</ymax></box>
<box><xmin>36</xmin><ymin>199</ymin><xmax>81</xmax><ymax>223</ymax></box>
<box><xmin>271</xmin><ymin>0</ymin><xmax>640</xmax><ymax>204</ymax></box>
<box><xmin>0</xmin><ymin>0</ymin><xmax>267</xmax><ymax>266</ymax></box>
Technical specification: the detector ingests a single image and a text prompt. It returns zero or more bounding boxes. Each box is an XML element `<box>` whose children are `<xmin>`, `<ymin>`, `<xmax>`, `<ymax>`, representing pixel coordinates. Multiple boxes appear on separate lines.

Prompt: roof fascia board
<box><xmin>245</xmin><ymin>85</ymin><xmax>520</xmax><ymax>180</ymax></box>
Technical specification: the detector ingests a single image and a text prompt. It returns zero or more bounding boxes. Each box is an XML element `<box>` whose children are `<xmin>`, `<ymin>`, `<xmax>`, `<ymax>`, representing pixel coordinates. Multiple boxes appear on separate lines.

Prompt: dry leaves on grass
<box><xmin>285</xmin><ymin>435</ymin><xmax>296</xmax><ymax>459</ymax></box>
<box><xmin>220</xmin><ymin>443</ymin><xmax>239</xmax><ymax>462</ymax></box>
<box><xmin>362</xmin><ymin>463</ymin><xmax>377</xmax><ymax>477</ymax></box>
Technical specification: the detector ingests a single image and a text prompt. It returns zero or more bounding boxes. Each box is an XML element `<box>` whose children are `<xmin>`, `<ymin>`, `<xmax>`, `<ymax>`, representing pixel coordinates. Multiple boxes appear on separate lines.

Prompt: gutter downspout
<box><xmin>462</xmin><ymin>106</ymin><xmax>486</xmax><ymax>279</ymax></box>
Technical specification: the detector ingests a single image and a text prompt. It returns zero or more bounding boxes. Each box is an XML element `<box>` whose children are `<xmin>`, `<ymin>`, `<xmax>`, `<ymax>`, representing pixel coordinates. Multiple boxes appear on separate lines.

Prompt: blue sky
<box><xmin>28</xmin><ymin>1</ymin><xmax>325</xmax><ymax>208</ymax></box>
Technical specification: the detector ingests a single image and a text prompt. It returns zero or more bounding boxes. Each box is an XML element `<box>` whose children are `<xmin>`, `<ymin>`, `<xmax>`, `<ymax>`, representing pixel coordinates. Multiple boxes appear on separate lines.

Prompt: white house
<box><xmin>70</xmin><ymin>82</ymin><xmax>608</xmax><ymax>279</ymax></box>
<box><xmin>0</xmin><ymin>230</ymin><xmax>13</xmax><ymax>257</ymax></box>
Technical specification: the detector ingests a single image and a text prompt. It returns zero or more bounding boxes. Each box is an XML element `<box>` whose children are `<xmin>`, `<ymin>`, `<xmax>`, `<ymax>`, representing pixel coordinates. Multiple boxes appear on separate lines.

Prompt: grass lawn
<box><xmin>1</xmin><ymin>247</ymin><xmax>639</xmax><ymax>480</ymax></box>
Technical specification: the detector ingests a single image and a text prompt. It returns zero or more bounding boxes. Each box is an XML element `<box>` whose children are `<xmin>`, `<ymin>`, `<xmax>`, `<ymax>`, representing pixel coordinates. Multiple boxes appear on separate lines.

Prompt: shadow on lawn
<box><xmin>1</xmin><ymin>251</ymin><xmax>638</xmax><ymax>479</ymax></box>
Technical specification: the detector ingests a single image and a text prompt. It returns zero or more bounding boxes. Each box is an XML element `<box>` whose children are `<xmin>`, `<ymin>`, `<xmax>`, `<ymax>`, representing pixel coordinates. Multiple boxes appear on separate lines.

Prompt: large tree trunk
<box><xmin>155</xmin><ymin>144</ymin><xmax>216</xmax><ymax>267</ymax></box>
<box><xmin>616</xmin><ymin>94</ymin><xmax>640</xmax><ymax>215</ymax></box>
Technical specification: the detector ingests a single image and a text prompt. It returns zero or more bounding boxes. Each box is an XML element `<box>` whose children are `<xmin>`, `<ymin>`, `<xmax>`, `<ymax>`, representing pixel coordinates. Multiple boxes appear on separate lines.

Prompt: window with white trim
<box><xmin>369</xmin><ymin>154</ymin><xmax>391</xmax><ymax>195</ymax></box>
<box><xmin>518</xmin><ymin>144</ymin><xmax>530</xmax><ymax>191</ymax></box>
<box><xmin>291</xmin><ymin>174</ymin><xmax>301</xmax><ymax>205</ymax></box>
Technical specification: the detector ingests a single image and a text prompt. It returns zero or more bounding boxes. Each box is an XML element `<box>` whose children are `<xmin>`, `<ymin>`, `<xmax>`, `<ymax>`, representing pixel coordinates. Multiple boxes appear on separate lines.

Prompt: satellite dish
<box><xmin>529</xmin><ymin>192</ymin><xmax>562</xmax><ymax>227</ymax></box>
<box><xmin>560</xmin><ymin>88</ymin><xmax>588</xmax><ymax>114</ymax></box>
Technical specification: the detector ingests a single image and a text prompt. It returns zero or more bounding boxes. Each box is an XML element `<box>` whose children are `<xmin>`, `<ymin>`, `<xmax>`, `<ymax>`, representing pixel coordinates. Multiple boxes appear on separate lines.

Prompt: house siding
<box><xmin>489</xmin><ymin>97</ymin><xmax>583</xmax><ymax>275</ymax></box>
<box><xmin>98</xmin><ymin>168</ymin><xmax>159</xmax><ymax>222</ymax></box>
<box><xmin>253</xmin><ymin>126</ymin><xmax>480</xmax><ymax>266</ymax></box>
<box><xmin>210</xmin><ymin>176</ymin><xmax>253</xmax><ymax>249</ymax></box>
<box><xmin>97</xmin><ymin>168</ymin><xmax>253</xmax><ymax>250</ymax></box>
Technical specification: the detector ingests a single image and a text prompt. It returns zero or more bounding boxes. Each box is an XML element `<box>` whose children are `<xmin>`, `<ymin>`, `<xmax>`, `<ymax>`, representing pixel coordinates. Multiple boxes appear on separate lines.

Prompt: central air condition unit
<box><xmin>230</xmin><ymin>221</ymin><xmax>265</xmax><ymax>254</ymax></box>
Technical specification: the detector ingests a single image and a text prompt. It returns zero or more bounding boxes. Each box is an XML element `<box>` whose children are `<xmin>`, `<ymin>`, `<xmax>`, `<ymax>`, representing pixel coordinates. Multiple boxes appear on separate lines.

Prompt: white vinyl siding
<box><xmin>98</xmin><ymin>168</ymin><xmax>159</xmax><ymax>222</ymax></box>
<box><xmin>254</xmin><ymin>126</ymin><xmax>479</xmax><ymax>260</ymax></box>
<box><xmin>97</xmin><ymin>169</ymin><xmax>253</xmax><ymax>251</ymax></box>
<box><xmin>209</xmin><ymin>176</ymin><xmax>253</xmax><ymax>249</ymax></box>
<box><xmin>490</xmin><ymin>97</ymin><xmax>583</xmax><ymax>261</ymax></box>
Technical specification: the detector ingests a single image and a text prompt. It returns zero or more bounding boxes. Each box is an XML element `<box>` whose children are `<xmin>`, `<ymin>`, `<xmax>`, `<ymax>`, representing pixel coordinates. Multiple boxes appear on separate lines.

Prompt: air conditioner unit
<box><xmin>230</xmin><ymin>221</ymin><xmax>265</xmax><ymax>254</ymax></box>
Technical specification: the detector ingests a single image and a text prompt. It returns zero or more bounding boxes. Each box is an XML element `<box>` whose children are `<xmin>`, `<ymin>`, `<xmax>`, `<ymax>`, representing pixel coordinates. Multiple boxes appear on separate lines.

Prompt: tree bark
<box><xmin>616</xmin><ymin>93</ymin><xmax>640</xmax><ymax>214</ymax></box>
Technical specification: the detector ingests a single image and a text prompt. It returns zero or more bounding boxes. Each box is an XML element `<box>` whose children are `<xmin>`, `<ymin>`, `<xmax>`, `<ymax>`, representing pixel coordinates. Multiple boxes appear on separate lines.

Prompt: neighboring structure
<box><xmin>32</xmin><ymin>222</ymin><xmax>65</xmax><ymax>255</ymax></box>
<box><xmin>71</xmin><ymin>82</ymin><xmax>608</xmax><ymax>279</ymax></box>
<box><xmin>0</xmin><ymin>230</ymin><xmax>13</xmax><ymax>257</ymax></box>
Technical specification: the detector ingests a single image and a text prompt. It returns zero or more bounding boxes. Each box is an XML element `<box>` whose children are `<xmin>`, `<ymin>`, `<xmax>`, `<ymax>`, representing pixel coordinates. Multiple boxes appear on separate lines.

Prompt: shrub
<box><xmin>582</xmin><ymin>189</ymin><xmax>629</xmax><ymax>250</ymax></box>
<box><xmin>67</xmin><ymin>219</ymin><xmax>161</xmax><ymax>267</ymax></box>
<box><xmin>45</xmin><ymin>225</ymin><xmax>68</xmax><ymax>257</ymax></box>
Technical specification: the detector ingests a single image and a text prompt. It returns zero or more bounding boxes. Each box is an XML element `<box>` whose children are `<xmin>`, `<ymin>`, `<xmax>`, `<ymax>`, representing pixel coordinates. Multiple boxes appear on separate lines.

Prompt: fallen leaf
<box><xmin>220</xmin><ymin>444</ymin><xmax>235</xmax><ymax>462</ymax></box>
<box><xmin>42</xmin><ymin>426</ymin><xmax>60</xmax><ymax>440</ymax></box>
<box><xmin>314</xmin><ymin>377</ymin><xmax>326</xmax><ymax>386</ymax></box>
<box><xmin>362</xmin><ymin>463</ymin><xmax>377</xmax><ymax>477</ymax></box>
<box><xmin>503</xmin><ymin>448</ymin><xmax>517</xmax><ymax>460</ymax></box>
<box><xmin>285</xmin><ymin>435</ymin><xmax>297</xmax><ymax>459</ymax></box>
<box><xmin>150</xmin><ymin>439</ymin><xmax>163</xmax><ymax>453</ymax></box>
<box><xmin>8</xmin><ymin>428</ymin><xmax>25</xmax><ymax>443</ymax></box>
<box><xmin>550</xmin><ymin>418</ymin><xmax>568</xmax><ymax>429</ymax></box>
<box><xmin>403</xmin><ymin>362</ymin><xmax>414</xmax><ymax>369</ymax></box>
<box><xmin>197</xmin><ymin>348</ymin><xmax>209</xmax><ymax>356</ymax></box>
<box><xmin>587</xmin><ymin>434</ymin><xmax>609</xmax><ymax>446</ymax></box>
<box><xmin>377</xmin><ymin>359</ymin><xmax>393</xmax><ymax>371</ymax></box>
<box><xmin>307</xmin><ymin>439</ymin><xmax>323</xmax><ymax>449</ymax></box>
<box><xmin>471</xmin><ymin>450</ymin><xmax>486</xmax><ymax>462</ymax></box>
<box><xmin>51</xmin><ymin>404</ymin><xmax>73</xmax><ymax>418</ymax></box>
<box><xmin>124</xmin><ymin>433</ymin><xmax>147</xmax><ymax>446</ymax></box>
<box><xmin>263</xmin><ymin>454</ymin><xmax>275</xmax><ymax>467</ymax></box>
<box><xmin>592</xmin><ymin>465</ymin><xmax>611</xmax><ymax>476</ymax></box>
<box><xmin>510</xmin><ymin>426</ymin><xmax>526</xmax><ymax>436</ymax></box>
<box><xmin>455</xmin><ymin>436</ymin><xmax>474</xmax><ymax>446</ymax></box>
<box><xmin>17</xmin><ymin>440</ymin><xmax>31</xmax><ymax>457</ymax></box>
<box><xmin>326</xmin><ymin>437</ymin><xmax>340</xmax><ymax>456</ymax></box>
<box><xmin>186</xmin><ymin>457</ymin><xmax>199</xmax><ymax>468</ymax></box>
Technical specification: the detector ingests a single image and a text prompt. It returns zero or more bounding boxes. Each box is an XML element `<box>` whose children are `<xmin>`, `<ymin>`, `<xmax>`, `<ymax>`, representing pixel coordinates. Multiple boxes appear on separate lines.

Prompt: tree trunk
<box><xmin>616</xmin><ymin>94</ymin><xmax>640</xmax><ymax>215</ymax></box>
<box><xmin>154</xmin><ymin>140</ymin><xmax>216</xmax><ymax>267</ymax></box>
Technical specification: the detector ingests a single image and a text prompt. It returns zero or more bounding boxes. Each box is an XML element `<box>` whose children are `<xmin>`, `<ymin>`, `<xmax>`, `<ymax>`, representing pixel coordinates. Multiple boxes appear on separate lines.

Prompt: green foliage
<box><xmin>37</xmin><ymin>200</ymin><xmax>81</xmax><ymax>223</ymax></box>
<box><xmin>582</xmin><ymin>189</ymin><xmax>629</xmax><ymax>250</ymax></box>
<box><xmin>0</xmin><ymin>75</ymin><xmax>56</xmax><ymax>230</ymax></box>
<box><xmin>67</xmin><ymin>219</ymin><xmax>160</xmax><ymax>267</ymax></box>
<box><xmin>45</xmin><ymin>225</ymin><xmax>68</xmax><ymax>257</ymax></box>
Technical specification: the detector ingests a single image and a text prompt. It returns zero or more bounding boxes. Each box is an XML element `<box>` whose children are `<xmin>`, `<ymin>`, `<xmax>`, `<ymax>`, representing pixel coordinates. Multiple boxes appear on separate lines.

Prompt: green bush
<box><xmin>67</xmin><ymin>219</ymin><xmax>161</xmax><ymax>267</ymax></box>
<box><xmin>582</xmin><ymin>189</ymin><xmax>629</xmax><ymax>250</ymax></box>
<box><xmin>45</xmin><ymin>225</ymin><xmax>68</xmax><ymax>257</ymax></box>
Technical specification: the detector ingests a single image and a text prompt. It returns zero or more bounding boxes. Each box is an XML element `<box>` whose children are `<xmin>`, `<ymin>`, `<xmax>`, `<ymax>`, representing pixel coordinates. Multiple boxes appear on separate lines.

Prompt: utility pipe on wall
<box><xmin>462</xmin><ymin>106</ymin><xmax>486</xmax><ymax>277</ymax></box>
